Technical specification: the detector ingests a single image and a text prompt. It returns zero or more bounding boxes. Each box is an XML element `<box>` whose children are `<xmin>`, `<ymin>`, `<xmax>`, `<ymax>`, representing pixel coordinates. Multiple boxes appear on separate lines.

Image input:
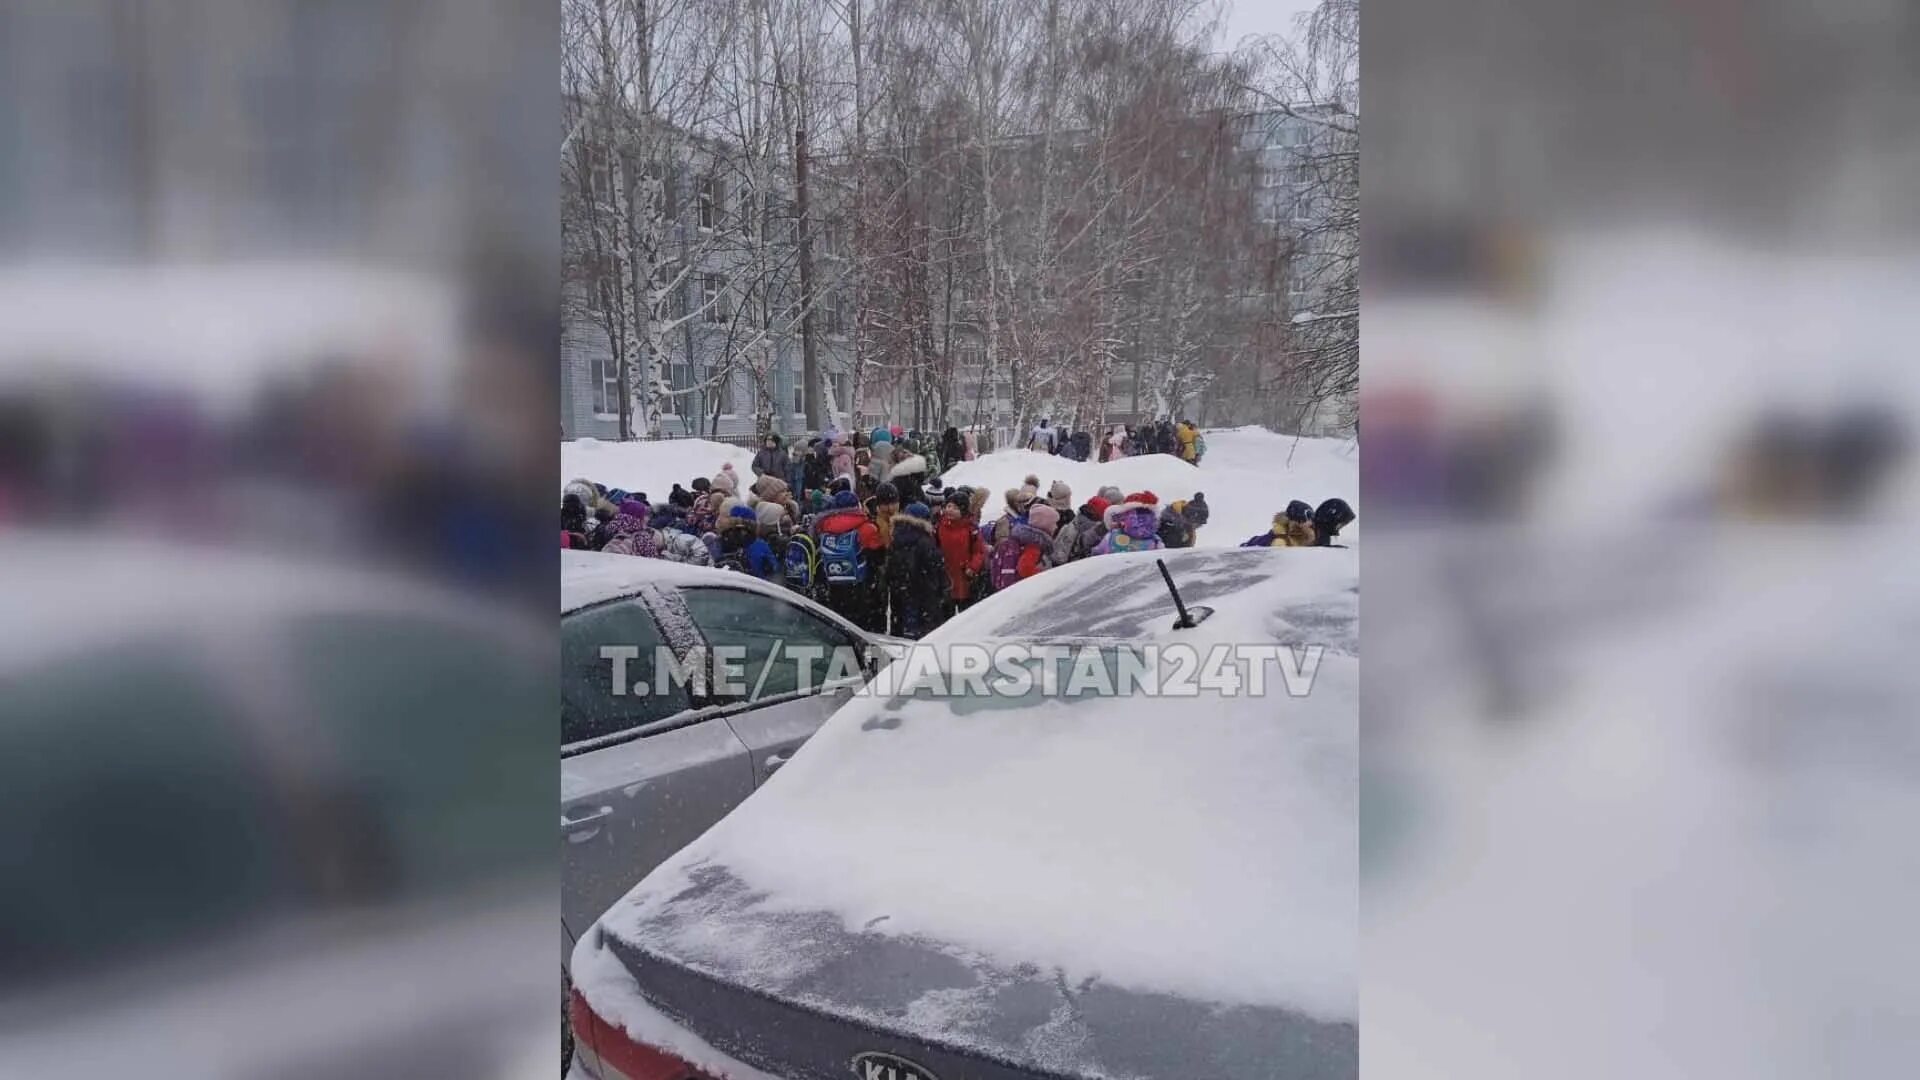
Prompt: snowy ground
<box><xmin>929</xmin><ymin>426</ymin><xmax>1357</xmax><ymax>547</ymax></box>
<box><xmin>561</xmin><ymin>437</ymin><xmax>756</xmax><ymax>499</ymax></box>
<box><xmin>561</xmin><ymin>426</ymin><xmax>1359</xmax><ymax>547</ymax></box>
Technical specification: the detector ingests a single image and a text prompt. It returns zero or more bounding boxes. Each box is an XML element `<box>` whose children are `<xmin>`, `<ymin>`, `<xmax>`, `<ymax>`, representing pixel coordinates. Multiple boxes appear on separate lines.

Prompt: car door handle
<box><xmin>764</xmin><ymin>753</ymin><xmax>791</xmax><ymax>774</ymax></box>
<box><xmin>563</xmin><ymin>805</ymin><xmax>613</xmax><ymax>842</ymax></box>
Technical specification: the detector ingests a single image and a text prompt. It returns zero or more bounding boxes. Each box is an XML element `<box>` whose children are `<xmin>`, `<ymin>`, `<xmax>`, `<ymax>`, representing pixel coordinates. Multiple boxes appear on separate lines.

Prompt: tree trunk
<box><xmin>795</xmin><ymin>121</ymin><xmax>821</xmax><ymax>429</ymax></box>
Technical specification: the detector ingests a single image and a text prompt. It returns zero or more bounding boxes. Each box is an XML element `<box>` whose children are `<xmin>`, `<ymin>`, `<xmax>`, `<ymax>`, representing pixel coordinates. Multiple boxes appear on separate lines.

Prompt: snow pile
<box><xmin>561</xmin><ymin>437</ymin><xmax>756</xmax><ymax>497</ymax></box>
<box><xmin>940</xmin><ymin>426</ymin><xmax>1358</xmax><ymax>547</ymax></box>
<box><xmin>556</xmin><ymin>426</ymin><xmax>1360</xmax><ymax>549</ymax></box>
<box><xmin>938</xmin><ymin>449</ymin><xmax>1203</xmax><ymax>519</ymax></box>
<box><xmin>607</xmin><ymin>547</ymin><xmax>1359</xmax><ymax>1025</ymax></box>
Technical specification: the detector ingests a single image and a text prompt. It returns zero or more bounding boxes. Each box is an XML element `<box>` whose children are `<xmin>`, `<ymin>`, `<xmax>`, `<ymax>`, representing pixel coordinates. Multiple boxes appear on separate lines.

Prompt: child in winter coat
<box><xmin>1092</xmin><ymin>493</ymin><xmax>1165</xmax><ymax>555</ymax></box>
<box><xmin>1177</xmin><ymin>492</ymin><xmax>1211</xmax><ymax>537</ymax></box>
<box><xmin>1243</xmin><ymin>510</ymin><xmax>1317</xmax><ymax>548</ymax></box>
<box><xmin>813</xmin><ymin>490</ymin><xmax>886</xmax><ymax>632</ymax></box>
<box><xmin>886</xmin><ymin>502</ymin><xmax>949</xmax><ymax>639</ymax></box>
<box><xmin>888</xmin><ymin>449</ymin><xmax>930</xmax><ymax>507</ymax></box>
<box><xmin>1242</xmin><ymin>501</ymin><xmax>1316</xmax><ymax>547</ymax></box>
<box><xmin>936</xmin><ymin>496</ymin><xmax>988</xmax><ymax>615</ymax></box>
<box><xmin>1017</xmin><ymin>504</ymin><xmax>1062</xmax><ymax>580</ymax></box>
<box><xmin>648</xmin><ymin>504</ymin><xmax>714</xmax><ymax>565</ymax></box>
<box><xmin>1311</xmin><ymin>498</ymin><xmax>1356</xmax><ymax>546</ymax></box>
<box><xmin>1052</xmin><ymin>498</ymin><xmax>1109</xmax><ymax>564</ymax></box>
<box><xmin>600</xmin><ymin>500</ymin><xmax>662</xmax><ymax>557</ymax></box>
<box><xmin>1157</xmin><ymin>502</ymin><xmax>1196</xmax><ymax>549</ymax></box>
<box><xmin>1045</xmin><ymin>480</ymin><xmax>1073</xmax><ymax>520</ymax></box>
<box><xmin>1176</xmin><ymin>421</ymin><xmax>1200</xmax><ymax>463</ymax></box>
<box><xmin>714</xmin><ymin>505</ymin><xmax>780</xmax><ymax>578</ymax></box>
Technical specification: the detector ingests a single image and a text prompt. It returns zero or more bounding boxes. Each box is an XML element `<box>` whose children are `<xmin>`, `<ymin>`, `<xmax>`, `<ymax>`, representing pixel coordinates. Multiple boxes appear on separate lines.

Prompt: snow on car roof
<box><xmin>596</xmin><ymin>545</ymin><xmax>1358</xmax><ymax>1070</ymax></box>
<box><xmin>562</xmin><ymin>549</ymin><xmax>802</xmax><ymax>613</ymax></box>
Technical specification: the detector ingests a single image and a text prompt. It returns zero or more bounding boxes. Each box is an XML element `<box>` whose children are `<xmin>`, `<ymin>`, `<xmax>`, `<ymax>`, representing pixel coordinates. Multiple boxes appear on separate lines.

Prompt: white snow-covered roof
<box><xmin>564</xmin><ymin>549</ymin><xmax>807</xmax><ymax>614</ymax></box>
<box><xmin>595</xmin><ymin>544</ymin><xmax>1359</xmax><ymax>1062</ymax></box>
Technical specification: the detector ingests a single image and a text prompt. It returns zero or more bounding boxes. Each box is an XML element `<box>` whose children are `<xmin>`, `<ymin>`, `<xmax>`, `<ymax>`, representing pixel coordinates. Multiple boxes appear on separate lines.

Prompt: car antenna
<box><xmin>1156</xmin><ymin>558</ymin><xmax>1213</xmax><ymax>630</ymax></box>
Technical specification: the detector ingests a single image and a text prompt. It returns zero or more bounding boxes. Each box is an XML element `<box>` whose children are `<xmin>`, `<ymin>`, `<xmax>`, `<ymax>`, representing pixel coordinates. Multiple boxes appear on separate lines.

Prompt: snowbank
<box><xmin>561</xmin><ymin>437</ymin><xmax>756</xmax><ymax>498</ymax></box>
<box><xmin>940</xmin><ymin>426</ymin><xmax>1358</xmax><ymax>547</ymax></box>
<box><xmin>556</xmin><ymin>426</ymin><xmax>1360</xmax><ymax>550</ymax></box>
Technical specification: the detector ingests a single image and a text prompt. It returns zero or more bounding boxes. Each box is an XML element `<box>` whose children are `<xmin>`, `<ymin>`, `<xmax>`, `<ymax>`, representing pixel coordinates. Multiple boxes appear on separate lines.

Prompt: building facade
<box><xmin>561</xmin><ymin>124</ymin><xmax>856</xmax><ymax>442</ymax></box>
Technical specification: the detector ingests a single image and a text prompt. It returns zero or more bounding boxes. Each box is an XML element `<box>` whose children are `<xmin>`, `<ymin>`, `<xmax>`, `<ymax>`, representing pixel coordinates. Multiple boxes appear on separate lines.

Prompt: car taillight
<box><xmin>568</xmin><ymin>986</ymin><xmax>722</xmax><ymax>1080</ymax></box>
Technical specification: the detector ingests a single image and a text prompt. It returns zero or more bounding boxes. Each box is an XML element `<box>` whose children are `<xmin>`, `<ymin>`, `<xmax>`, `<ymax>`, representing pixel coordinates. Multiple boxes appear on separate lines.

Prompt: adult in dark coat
<box><xmin>886</xmin><ymin>502</ymin><xmax>949</xmax><ymax>639</ymax></box>
<box><xmin>940</xmin><ymin>427</ymin><xmax>966</xmax><ymax>473</ymax></box>
<box><xmin>802</xmin><ymin>437</ymin><xmax>832</xmax><ymax>493</ymax></box>
<box><xmin>751</xmin><ymin>433</ymin><xmax>791</xmax><ymax>480</ymax></box>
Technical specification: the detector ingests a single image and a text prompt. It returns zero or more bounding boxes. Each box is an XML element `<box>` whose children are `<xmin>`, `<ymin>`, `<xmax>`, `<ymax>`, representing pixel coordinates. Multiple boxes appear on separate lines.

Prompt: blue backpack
<box><xmin>784</xmin><ymin>533</ymin><xmax>820</xmax><ymax>592</ymax></box>
<box><xmin>817</xmin><ymin>528</ymin><xmax>869</xmax><ymax>585</ymax></box>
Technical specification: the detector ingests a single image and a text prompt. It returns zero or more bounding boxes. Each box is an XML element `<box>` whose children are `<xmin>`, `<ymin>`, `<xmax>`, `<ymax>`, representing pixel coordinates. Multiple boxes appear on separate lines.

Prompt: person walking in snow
<box><xmin>1092</xmin><ymin>492</ymin><xmax>1165</xmax><ymax>555</ymax></box>
<box><xmin>940</xmin><ymin>427</ymin><xmax>966</xmax><ymax>473</ymax></box>
<box><xmin>752</xmin><ymin>433</ymin><xmax>791</xmax><ymax>480</ymax></box>
<box><xmin>886</xmin><ymin>502</ymin><xmax>948</xmax><ymax>639</ymax></box>
<box><xmin>1175</xmin><ymin>420</ymin><xmax>1200</xmax><ymax>463</ymax></box>
<box><xmin>1027</xmin><ymin>418</ymin><xmax>1057</xmax><ymax>454</ymax></box>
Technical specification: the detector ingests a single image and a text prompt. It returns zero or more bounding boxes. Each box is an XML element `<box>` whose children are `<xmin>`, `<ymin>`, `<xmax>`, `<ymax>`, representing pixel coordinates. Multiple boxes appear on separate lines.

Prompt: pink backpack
<box><xmin>989</xmin><ymin>534</ymin><xmax>1024</xmax><ymax>591</ymax></box>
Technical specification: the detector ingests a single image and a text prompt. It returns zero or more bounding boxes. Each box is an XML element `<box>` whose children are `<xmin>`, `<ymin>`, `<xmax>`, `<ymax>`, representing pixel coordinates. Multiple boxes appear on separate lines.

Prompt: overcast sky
<box><xmin>1217</xmin><ymin>0</ymin><xmax>1318</xmax><ymax>49</ymax></box>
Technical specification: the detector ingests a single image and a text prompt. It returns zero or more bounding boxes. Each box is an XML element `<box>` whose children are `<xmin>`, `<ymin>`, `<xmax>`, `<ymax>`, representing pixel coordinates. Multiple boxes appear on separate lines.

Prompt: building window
<box><xmin>661</xmin><ymin>165</ymin><xmax>679</xmax><ymax>219</ymax></box>
<box><xmin>715</xmin><ymin>369</ymin><xmax>736</xmax><ymax>415</ymax></box>
<box><xmin>662</xmin><ymin>362</ymin><xmax>694</xmax><ymax>416</ymax></box>
<box><xmin>740</xmin><ymin>187</ymin><xmax>755</xmax><ymax>237</ymax></box>
<box><xmin>825</xmin><ymin>293</ymin><xmax>845</xmax><ymax>336</ymax></box>
<box><xmin>699</xmin><ymin>176</ymin><xmax>721</xmax><ymax>230</ymax></box>
<box><xmin>821</xmin><ymin>216</ymin><xmax>840</xmax><ymax>256</ymax></box>
<box><xmin>702</xmin><ymin>274</ymin><xmax>730</xmax><ymax>323</ymax></box>
<box><xmin>792</xmin><ymin>382</ymin><xmax>805</xmax><ymax>415</ymax></box>
<box><xmin>652</xmin><ymin>262</ymin><xmax>681</xmax><ymax>318</ymax></box>
<box><xmin>590</xmin><ymin>348</ymin><xmax>619</xmax><ymax>418</ymax></box>
<box><xmin>831</xmin><ymin>373</ymin><xmax>849</xmax><ymax>406</ymax></box>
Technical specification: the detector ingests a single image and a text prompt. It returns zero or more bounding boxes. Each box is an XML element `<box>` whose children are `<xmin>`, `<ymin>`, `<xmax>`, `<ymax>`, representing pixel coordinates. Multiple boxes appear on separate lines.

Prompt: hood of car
<box><xmin>592</xmin><ymin>548</ymin><xmax>1359</xmax><ymax>1079</ymax></box>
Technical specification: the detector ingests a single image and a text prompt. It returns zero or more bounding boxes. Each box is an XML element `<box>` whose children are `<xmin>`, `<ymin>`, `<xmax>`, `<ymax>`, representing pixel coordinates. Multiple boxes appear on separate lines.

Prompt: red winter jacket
<box><xmin>1017</xmin><ymin>544</ymin><xmax>1047</xmax><ymax>580</ymax></box>
<box><xmin>815</xmin><ymin>508</ymin><xmax>883</xmax><ymax>552</ymax></box>
<box><xmin>936</xmin><ymin>515</ymin><xmax>987</xmax><ymax>600</ymax></box>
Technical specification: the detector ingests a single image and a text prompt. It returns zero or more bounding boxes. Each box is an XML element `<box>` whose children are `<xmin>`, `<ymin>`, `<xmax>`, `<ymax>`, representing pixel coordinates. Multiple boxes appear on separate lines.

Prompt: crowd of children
<box><xmin>1022</xmin><ymin>417</ymin><xmax>1208</xmax><ymax>465</ymax></box>
<box><xmin>562</xmin><ymin>423</ymin><xmax>1352</xmax><ymax>639</ymax></box>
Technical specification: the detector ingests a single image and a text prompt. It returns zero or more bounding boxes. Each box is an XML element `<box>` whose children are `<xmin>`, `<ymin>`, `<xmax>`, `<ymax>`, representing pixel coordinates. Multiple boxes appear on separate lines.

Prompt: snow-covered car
<box><xmin>0</xmin><ymin>537</ymin><xmax>553</xmax><ymax>1078</ymax></box>
<box><xmin>563</xmin><ymin>551</ymin><xmax>909</xmax><ymax>958</ymax></box>
<box><xmin>569</xmin><ymin>545</ymin><xmax>1358</xmax><ymax>1080</ymax></box>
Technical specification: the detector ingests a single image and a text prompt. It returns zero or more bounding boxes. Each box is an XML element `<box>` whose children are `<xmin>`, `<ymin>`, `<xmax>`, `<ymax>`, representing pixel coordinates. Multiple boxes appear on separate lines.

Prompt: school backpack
<box><xmin>784</xmin><ymin>533</ymin><xmax>820</xmax><ymax>593</ymax></box>
<box><xmin>817</xmin><ymin>528</ymin><xmax>869</xmax><ymax>585</ymax></box>
<box><xmin>989</xmin><ymin>535</ymin><xmax>1025</xmax><ymax>592</ymax></box>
